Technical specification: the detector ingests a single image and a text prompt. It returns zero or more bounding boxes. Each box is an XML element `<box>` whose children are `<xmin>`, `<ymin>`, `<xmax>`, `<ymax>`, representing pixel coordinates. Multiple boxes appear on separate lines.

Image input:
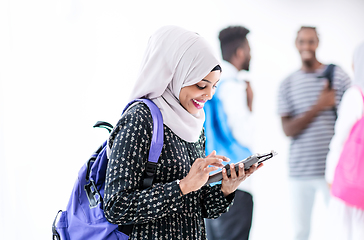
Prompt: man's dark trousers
<box><xmin>205</xmin><ymin>190</ymin><xmax>253</xmax><ymax>240</ymax></box>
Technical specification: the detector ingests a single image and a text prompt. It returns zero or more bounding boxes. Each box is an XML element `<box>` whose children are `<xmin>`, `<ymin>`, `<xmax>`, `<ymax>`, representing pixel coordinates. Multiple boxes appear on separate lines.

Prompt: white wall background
<box><xmin>1</xmin><ymin>0</ymin><xmax>364</xmax><ymax>239</ymax></box>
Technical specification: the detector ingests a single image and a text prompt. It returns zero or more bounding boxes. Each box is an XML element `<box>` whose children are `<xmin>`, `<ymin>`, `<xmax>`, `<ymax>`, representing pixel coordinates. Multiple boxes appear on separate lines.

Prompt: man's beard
<box><xmin>302</xmin><ymin>58</ymin><xmax>315</xmax><ymax>68</ymax></box>
<box><xmin>301</xmin><ymin>51</ymin><xmax>316</xmax><ymax>68</ymax></box>
<box><xmin>241</xmin><ymin>59</ymin><xmax>250</xmax><ymax>71</ymax></box>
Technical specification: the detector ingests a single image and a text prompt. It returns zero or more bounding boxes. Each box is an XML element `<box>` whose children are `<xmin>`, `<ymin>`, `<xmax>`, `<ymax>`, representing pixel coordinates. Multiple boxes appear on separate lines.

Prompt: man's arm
<box><xmin>246</xmin><ymin>81</ymin><xmax>253</xmax><ymax>112</ymax></box>
<box><xmin>281</xmin><ymin>82</ymin><xmax>336</xmax><ymax>137</ymax></box>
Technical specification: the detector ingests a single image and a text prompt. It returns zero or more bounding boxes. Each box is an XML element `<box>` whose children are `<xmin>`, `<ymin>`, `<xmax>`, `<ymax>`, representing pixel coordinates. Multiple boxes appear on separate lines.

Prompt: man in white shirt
<box><xmin>204</xmin><ymin>25</ymin><xmax>254</xmax><ymax>240</ymax></box>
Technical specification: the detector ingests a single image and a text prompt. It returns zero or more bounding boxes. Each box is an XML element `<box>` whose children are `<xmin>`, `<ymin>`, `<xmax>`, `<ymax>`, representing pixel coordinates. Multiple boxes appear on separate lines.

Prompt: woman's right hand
<box><xmin>179</xmin><ymin>151</ymin><xmax>229</xmax><ymax>195</ymax></box>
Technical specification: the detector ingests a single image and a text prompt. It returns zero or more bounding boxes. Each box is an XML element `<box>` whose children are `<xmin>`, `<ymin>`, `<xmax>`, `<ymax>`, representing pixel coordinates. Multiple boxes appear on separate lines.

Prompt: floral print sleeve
<box><xmin>200</xmin><ymin>184</ymin><xmax>235</xmax><ymax>219</ymax></box>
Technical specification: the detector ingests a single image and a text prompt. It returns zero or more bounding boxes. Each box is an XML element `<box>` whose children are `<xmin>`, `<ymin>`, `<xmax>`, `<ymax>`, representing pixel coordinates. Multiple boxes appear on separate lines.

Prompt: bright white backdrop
<box><xmin>1</xmin><ymin>0</ymin><xmax>364</xmax><ymax>239</ymax></box>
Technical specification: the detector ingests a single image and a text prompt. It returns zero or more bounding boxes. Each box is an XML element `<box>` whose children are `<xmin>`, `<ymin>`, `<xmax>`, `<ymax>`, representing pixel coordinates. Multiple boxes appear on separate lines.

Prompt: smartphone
<box><xmin>205</xmin><ymin>150</ymin><xmax>277</xmax><ymax>185</ymax></box>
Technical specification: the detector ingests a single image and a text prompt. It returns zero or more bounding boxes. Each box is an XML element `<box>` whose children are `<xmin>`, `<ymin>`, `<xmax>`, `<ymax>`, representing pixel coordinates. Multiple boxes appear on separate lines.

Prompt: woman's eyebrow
<box><xmin>202</xmin><ymin>79</ymin><xmax>220</xmax><ymax>84</ymax></box>
<box><xmin>201</xmin><ymin>79</ymin><xmax>212</xmax><ymax>84</ymax></box>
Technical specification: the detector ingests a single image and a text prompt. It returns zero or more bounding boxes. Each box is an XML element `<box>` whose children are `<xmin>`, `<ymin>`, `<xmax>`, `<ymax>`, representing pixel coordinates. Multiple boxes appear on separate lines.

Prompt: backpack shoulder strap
<box><xmin>322</xmin><ymin>64</ymin><xmax>336</xmax><ymax>89</ymax></box>
<box><xmin>356</xmin><ymin>86</ymin><xmax>364</xmax><ymax>116</ymax></box>
<box><xmin>117</xmin><ymin>99</ymin><xmax>164</xmax><ymax>236</ymax></box>
<box><xmin>319</xmin><ymin>64</ymin><xmax>337</xmax><ymax>118</ymax></box>
<box><xmin>122</xmin><ymin>99</ymin><xmax>164</xmax><ymax>189</ymax></box>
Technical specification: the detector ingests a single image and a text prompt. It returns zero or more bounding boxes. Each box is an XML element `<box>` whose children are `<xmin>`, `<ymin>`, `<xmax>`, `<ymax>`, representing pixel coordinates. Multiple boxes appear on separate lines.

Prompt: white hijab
<box><xmin>353</xmin><ymin>41</ymin><xmax>364</xmax><ymax>91</ymax></box>
<box><xmin>129</xmin><ymin>26</ymin><xmax>220</xmax><ymax>142</ymax></box>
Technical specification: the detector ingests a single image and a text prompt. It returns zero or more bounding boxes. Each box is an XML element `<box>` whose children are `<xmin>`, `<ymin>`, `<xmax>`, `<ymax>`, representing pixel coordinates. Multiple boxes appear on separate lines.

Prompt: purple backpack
<box><xmin>52</xmin><ymin>99</ymin><xmax>164</xmax><ymax>240</ymax></box>
<box><xmin>331</xmin><ymin>88</ymin><xmax>364</xmax><ymax>210</ymax></box>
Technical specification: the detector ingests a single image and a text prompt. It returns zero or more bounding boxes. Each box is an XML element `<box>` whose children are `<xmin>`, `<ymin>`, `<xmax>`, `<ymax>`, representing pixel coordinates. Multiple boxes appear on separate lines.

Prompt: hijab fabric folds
<box><xmin>129</xmin><ymin>26</ymin><xmax>220</xmax><ymax>142</ymax></box>
<box><xmin>353</xmin><ymin>41</ymin><xmax>364</xmax><ymax>91</ymax></box>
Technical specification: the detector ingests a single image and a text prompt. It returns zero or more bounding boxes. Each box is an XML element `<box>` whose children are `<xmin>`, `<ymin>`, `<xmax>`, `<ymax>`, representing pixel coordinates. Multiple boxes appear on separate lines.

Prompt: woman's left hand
<box><xmin>220</xmin><ymin>162</ymin><xmax>263</xmax><ymax>197</ymax></box>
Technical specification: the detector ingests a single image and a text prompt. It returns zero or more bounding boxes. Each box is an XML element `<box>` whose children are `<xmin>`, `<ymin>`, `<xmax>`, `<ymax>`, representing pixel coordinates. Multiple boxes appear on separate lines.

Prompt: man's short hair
<box><xmin>218</xmin><ymin>26</ymin><xmax>250</xmax><ymax>61</ymax></box>
<box><xmin>297</xmin><ymin>26</ymin><xmax>319</xmax><ymax>39</ymax></box>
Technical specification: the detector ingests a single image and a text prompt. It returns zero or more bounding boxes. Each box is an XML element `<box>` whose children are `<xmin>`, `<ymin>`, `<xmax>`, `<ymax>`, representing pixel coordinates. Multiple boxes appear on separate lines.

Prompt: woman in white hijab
<box><xmin>103</xmin><ymin>26</ymin><xmax>260</xmax><ymax>240</ymax></box>
<box><xmin>326</xmin><ymin>41</ymin><xmax>364</xmax><ymax>240</ymax></box>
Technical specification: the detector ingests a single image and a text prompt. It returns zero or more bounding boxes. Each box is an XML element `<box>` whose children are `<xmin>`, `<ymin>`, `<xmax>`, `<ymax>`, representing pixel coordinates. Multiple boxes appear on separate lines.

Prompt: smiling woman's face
<box><xmin>179</xmin><ymin>70</ymin><xmax>221</xmax><ymax>115</ymax></box>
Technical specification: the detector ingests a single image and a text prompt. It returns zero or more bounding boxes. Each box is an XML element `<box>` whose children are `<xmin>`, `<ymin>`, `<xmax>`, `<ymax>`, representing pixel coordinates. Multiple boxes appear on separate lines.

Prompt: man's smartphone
<box><xmin>205</xmin><ymin>150</ymin><xmax>277</xmax><ymax>185</ymax></box>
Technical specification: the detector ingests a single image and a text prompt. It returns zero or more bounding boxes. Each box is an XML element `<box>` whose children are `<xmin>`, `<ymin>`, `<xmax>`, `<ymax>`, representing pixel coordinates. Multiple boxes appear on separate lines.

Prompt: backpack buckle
<box><xmin>145</xmin><ymin>162</ymin><xmax>157</xmax><ymax>177</ymax></box>
<box><xmin>143</xmin><ymin>162</ymin><xmax>158</xmax><ymax>189</ymax></box>
<box><xmin>84</xmin><ymin>180</ymin><xmax>101</xmax><ymax>208</ymax></box>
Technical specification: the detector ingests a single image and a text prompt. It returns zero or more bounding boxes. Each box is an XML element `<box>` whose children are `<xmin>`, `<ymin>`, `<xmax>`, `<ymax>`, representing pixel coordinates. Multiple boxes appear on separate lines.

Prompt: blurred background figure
<box><xmin>204</xmin><ymin>25</ymin><xmax>255</xmax><ymax>240</ymax></box>
<box><xmin>277</xmin><ymin>26</ymin><xmax>351</xmax><ymax>240</ymax></box>
<box><xmin>325</xmin><ymin>41</ymin><xmax>364</xmax><ymax>240</ymax></box>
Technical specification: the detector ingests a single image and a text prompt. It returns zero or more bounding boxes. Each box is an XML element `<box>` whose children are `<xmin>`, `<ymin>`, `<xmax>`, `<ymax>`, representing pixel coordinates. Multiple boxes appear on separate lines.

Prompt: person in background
<box><xmin>325</xmin><ymin>41</ymin><xmax>364</xmax><ymax>240</ymax></box>
<box><xmin>204</xmin><ymin>25</ymin><xmax>255</xmax><ymax>240</ymax></box>
<box><xmin>277</xmin><ymin>26</ymin><xmax>351</xmax><ymax>240</ymax></box>
<box><xmin>103</xmin><ymin>25</ymin><xmax>262</xmax><ymax>240</ymax></box>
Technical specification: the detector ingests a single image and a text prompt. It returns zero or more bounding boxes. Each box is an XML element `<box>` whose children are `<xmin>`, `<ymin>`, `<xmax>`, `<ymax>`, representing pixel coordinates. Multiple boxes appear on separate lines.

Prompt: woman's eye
<box><xmin>196</xmin><ymin>85</ymin><xmax>206</xmax><ymax>90</ymax></box>
<box><xmin>213</xmin><ymin>85</ymin><xmax>218</xmax><ymax>89</ymax></box>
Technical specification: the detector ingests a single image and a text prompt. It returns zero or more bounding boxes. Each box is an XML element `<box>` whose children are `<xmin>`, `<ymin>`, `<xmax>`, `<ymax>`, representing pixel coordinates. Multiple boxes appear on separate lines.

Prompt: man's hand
<box><xmin>281</xmin><ymin>80</ymin><xmax>336</xmax><ymax>137</ymax></box>
<box><xmin>316</xmin><ymin>81</ymin><xmax>336</xmax><ymax>111</ymax></box>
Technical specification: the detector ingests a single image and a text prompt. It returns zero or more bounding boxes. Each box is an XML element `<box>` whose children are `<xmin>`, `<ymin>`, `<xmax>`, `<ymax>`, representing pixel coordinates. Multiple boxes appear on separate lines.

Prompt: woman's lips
<box><xmin>192</xmin><ymin>99</ymin><xmax>205</xmax><ymax>109</ymax></box>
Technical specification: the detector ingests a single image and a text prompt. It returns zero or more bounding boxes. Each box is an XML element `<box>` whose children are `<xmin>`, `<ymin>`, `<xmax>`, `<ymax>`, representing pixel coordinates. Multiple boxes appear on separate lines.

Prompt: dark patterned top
<box><xmin>103</xmin><ymin>103</ymin><xmax>234</xmax><ymax>240</ymax></box>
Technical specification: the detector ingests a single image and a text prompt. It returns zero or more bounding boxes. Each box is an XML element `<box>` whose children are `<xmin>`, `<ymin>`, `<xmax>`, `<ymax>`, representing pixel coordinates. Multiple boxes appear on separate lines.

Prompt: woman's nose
<box><xmin>204</xmin><ymin>88</ymin><xmax>214</xmax><ymax>100</ymax></box>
